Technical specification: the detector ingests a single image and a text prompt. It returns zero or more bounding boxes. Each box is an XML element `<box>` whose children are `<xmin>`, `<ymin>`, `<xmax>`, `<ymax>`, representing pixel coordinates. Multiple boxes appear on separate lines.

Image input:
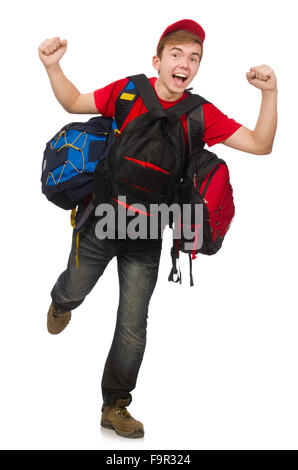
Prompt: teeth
<box><xmin>173</xmin><ymin>73</ymin><xmax>188</xmax><ymax>81</ymax></box>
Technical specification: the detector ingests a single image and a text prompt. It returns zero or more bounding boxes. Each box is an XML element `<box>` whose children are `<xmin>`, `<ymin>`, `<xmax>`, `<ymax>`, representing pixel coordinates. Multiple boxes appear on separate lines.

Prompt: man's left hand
<box><xmin>246</xmin><ymin>65</ymin><xmax>277</xmax><ymax>92</ymax></box>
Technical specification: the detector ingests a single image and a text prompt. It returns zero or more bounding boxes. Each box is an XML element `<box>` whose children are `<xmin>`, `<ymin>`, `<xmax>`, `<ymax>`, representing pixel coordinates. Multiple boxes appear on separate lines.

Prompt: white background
<box><xmin>1</xmin><ymin>0</ymin><xmax>297</xmax><ymax>450</ymax></box>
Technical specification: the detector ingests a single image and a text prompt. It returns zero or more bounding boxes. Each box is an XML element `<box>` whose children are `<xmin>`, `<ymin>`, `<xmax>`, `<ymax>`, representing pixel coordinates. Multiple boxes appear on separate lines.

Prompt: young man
<box><xmin>38</xmin><ymin>19</ymin><xmax>277</xmax><ymax>439</ymax></box>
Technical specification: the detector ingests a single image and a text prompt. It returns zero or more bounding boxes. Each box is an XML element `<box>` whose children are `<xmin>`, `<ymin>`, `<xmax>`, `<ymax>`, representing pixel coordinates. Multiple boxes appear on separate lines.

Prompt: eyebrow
<box><xmin>169</xmin><ymin>46</ymin><xmax>201</xmax><ymax>59</ymax></box>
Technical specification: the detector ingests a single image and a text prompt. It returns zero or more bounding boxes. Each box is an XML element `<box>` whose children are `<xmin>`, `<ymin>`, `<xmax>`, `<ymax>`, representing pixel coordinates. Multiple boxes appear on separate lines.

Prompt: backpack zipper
<box><xmin>201</xmin><ymin>164</ymin><xmax>221</xmax><ymax>199</ymax></box>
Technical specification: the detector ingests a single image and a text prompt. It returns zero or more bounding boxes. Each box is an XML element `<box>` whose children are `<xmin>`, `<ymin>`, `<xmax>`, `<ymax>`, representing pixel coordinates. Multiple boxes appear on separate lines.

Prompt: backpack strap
<box><xmin>128</xmin><ymin>74</ymin><xmax>163</xmax><ymax>113</ymax></box>
<box><xmin>116</xmin><ymin>74</ymin><xmax>209</xmax><ymax>142</ymax></box>
<box><xmin>187</xmin><ymin>104</ymin><xmax>206</xmax><ymax>154</ymax></box>
<box><xmin>168</xmin><ymin>96</ymin><xmax>209</xmax><ymax>287</ymax></box>
<box><xmin>115</xmin><ymin>79</ymin><xmax>140</xmax><ymax>130</ymax></box>
<box><xmin>115</xmin><ymin>74</ymin><xmax>162</xmax><ymax>129</ymax></box>
<box><xmin>167</xmin><ymin>94</ymin><xmax>208</xmax><ymax>119</ymax></box>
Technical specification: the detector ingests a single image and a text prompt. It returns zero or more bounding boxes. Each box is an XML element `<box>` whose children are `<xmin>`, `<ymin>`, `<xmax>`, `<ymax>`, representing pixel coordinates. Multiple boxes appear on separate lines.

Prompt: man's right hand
<box><xmin>38</xmin><ymin>36</ymin><xmax>98</xmax><ymax>114</ymax></box>
<box><xmin>38</xmin><ymin>37</ymin><xmax>67</xmax><ymax>68</ymax></box>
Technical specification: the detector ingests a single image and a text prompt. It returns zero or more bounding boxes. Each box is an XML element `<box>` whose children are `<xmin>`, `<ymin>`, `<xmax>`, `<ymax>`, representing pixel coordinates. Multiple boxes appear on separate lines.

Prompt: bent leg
<box><xmin>51</xmin><ymin>220</ymin><xmax>114</xmax><ymax>313</ymax></box>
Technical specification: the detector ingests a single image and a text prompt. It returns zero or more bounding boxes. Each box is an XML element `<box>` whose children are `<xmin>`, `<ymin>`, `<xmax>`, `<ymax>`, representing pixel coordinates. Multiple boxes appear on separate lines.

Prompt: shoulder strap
<box><xmin>128</xmin><ymin>74</ymin><xmax>163</xmax><ymax>112</ymax></box>
<box><xmin>115</xmin><ymin>73</ymin><xmax>164</xmax><ymax>129</ymax></box>
<box><xmin>115</xmin><ymin>74</ymin><xmax>208</xmax><ymax>154</ymax></box>
<box><xmin>167</xmin><ymin>93</ymin><xmax>208</xmax><ymax>153</ymax></box>
<box><xmin>130</xmin><ymin>75</ymin><xmax>208</xmax><ymax>120</ymax></box>
<box><xmin>187</xmin><ymin>104</ymin><xmax>206</xmax><ymax>153</ymax></box>
<box><xmin>115</xmin><ymin>79</ymin><xmax>140</xmax><ymax>130</ymax></box>
<box><xmin>166</xmin><ymin>94</ymin><xmax>208</xmax><ymax>119</ymax></box>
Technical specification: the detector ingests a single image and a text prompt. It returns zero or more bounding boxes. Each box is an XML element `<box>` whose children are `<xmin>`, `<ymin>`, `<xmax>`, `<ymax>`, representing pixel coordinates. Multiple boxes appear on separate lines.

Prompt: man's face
<box><xmin>153</xmin><ymin>42</ymin><xmax>202</xmax><ymax>98</ymax></box>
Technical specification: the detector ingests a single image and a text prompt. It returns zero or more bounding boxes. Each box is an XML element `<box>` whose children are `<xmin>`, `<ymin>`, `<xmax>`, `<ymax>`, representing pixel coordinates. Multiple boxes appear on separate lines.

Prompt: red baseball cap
<box><xmin>157</xmin><ymin>19</ymin><xmax>205</xmax><ymax>49</ymax></box>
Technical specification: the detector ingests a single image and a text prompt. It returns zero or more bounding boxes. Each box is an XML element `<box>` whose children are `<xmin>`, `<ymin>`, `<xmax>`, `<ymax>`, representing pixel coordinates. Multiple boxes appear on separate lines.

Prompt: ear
<box><xmin>152</xmin><ymin>55</ymin><xmax>160</xmax><ymax>72</ymax></box>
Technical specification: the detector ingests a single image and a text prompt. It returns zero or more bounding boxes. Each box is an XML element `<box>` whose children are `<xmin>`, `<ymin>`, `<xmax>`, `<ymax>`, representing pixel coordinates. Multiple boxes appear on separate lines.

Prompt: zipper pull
<box><xmin>193</xmin><ymin>172</ymin><xmax>197</xmax><ymax>188</ymax></box>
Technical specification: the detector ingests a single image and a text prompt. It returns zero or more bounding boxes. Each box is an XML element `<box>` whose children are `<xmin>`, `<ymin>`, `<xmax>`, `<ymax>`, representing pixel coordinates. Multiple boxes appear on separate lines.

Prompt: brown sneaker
<box><xmin>47</xmin><ymin>302</ymin><xmax>71</xmax><ymax>335</ymax></box>
<box><xmin>101</xmin><ymin>398</ymin><xmax>144</xmax><ymax>438</ymax></box>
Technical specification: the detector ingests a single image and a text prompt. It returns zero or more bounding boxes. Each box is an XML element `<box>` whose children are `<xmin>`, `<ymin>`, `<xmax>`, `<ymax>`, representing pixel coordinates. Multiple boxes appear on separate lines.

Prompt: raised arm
<box><xmin>223</xmin><ymin>65</ymin><xmax>278</xmax><ymax>155</ymax></box>
<box><xmin>38</xmin><ymin>37</ymin><xmax>98</xmax><ymax>114</ymax></box>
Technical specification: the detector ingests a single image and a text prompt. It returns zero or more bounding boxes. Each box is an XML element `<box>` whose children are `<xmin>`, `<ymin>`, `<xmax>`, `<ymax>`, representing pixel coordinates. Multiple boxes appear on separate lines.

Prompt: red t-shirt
<box><xmin>94</xmin><ymin>77</ymin><xmax>242</xmax><ymax>148</ymax></box>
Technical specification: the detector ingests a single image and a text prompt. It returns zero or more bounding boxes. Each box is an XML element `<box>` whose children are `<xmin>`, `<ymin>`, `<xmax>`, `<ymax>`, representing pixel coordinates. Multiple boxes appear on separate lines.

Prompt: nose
<box><xmin>178</xmin><ymin>55</ymin><xmax>189</xmax><ymax>72</ymax></box>
<box><xmin>179</xmin><ymin>56</ymin><xmax>188</xmax><ymax>68</ymax></box>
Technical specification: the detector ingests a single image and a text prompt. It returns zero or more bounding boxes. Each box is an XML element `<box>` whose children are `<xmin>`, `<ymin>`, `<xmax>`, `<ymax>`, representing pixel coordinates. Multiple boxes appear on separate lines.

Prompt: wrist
<box><xmin>261</xmin><ymin>88</ymin><xmax>278</xmax><ymax>96</ymax></box>
<box><xmin>45</xmin><ymin>62</ymin><xmax>61</xmax><ymax>74</ymax></box>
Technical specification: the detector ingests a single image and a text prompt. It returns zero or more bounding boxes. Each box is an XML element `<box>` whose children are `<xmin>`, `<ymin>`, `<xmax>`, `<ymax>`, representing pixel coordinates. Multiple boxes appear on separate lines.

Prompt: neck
<box><xmin>154</xmin><ymin>77</ymin><xmax>183</xmax><ymax>101</ymax></box>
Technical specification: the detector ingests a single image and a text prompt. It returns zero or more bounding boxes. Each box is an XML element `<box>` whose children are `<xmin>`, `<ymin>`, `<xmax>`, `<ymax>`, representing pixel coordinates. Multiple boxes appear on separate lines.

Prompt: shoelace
<box><xmin>53</xmin><ymin>312</ymin><xmax>68</xmax><ymax>322</ymax></box>
<box><xmin>115</xmin><ymin>407</ymin><xmax>132</xmax><ymax>419</ymax></box>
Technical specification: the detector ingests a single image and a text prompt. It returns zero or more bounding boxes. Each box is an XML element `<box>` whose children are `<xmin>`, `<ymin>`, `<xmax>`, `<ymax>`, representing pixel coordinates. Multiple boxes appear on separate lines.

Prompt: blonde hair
<box><xmin>157</xmin><ymin>30</ymin><xmax>203</xmax><ymax>60</ymax></box>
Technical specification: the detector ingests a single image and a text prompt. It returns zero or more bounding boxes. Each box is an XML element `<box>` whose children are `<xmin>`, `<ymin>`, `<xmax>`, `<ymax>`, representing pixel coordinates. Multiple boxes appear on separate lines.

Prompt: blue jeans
<box><xmin>51</xmin><ymin>216</ymin><xmax>162</xmax><ymax>406</ymax></box>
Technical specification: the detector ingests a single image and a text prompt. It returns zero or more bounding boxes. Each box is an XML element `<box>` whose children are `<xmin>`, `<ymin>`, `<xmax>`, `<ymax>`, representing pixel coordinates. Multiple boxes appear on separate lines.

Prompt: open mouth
<box><xmin>172</xmin><ymin>73</ymin><xmax>188</xmax><ymax>86</ymax></box>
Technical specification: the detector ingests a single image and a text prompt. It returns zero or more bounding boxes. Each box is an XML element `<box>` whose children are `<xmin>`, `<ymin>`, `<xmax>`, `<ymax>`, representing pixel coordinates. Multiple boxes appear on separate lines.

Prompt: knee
<box><xmin>116</xmin><ymin>315</ymin><xmax>148</xmax><ymax>350</ymax></box>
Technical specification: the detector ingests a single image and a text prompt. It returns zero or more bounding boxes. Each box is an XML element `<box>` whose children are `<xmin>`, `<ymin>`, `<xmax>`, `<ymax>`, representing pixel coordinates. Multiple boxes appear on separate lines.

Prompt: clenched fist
<box><xmin>246</xmin><ymin>65</ymin><xmax>277</xmax><ymax>92</ymax></box>
<box><xmin>38</xmin><ymin>37</ymin><xmax>67</xmax><ymax>68</ymax></box>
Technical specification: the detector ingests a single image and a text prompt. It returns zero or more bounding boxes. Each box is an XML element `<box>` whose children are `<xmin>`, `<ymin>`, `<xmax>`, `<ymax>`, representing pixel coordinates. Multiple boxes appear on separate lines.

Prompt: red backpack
<box><xmin>168</xmin><ymin>106</ymin><xmax>235</xmax><ymax>286</ymax></box>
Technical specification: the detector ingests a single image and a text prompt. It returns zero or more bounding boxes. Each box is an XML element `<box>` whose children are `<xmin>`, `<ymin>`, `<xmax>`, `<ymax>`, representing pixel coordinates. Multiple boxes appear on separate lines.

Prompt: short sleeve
<box><xmin>202</xmin><ymin>103</ymin><xmax>242</xmax><ymax>147</ymax></box>
<box><xmin>93</xmin><ymin>77</ymin><xmax>129</xmax><ymax>117</ymax></box>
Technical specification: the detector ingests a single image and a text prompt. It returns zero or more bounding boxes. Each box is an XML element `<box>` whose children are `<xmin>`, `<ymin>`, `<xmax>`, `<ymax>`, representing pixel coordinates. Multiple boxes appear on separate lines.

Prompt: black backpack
<box><xmin>92</xmin><ymin>74</ymin><xmax>208</xmax><ymax>235</ymax></box>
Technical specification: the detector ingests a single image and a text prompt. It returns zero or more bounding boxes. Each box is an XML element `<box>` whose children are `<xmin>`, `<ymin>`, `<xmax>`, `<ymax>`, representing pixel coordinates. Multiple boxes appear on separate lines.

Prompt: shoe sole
<box><xmin>101</xmin><ymin>419</ymin><xmax>144</xmax><ymax>438</ymax></box>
